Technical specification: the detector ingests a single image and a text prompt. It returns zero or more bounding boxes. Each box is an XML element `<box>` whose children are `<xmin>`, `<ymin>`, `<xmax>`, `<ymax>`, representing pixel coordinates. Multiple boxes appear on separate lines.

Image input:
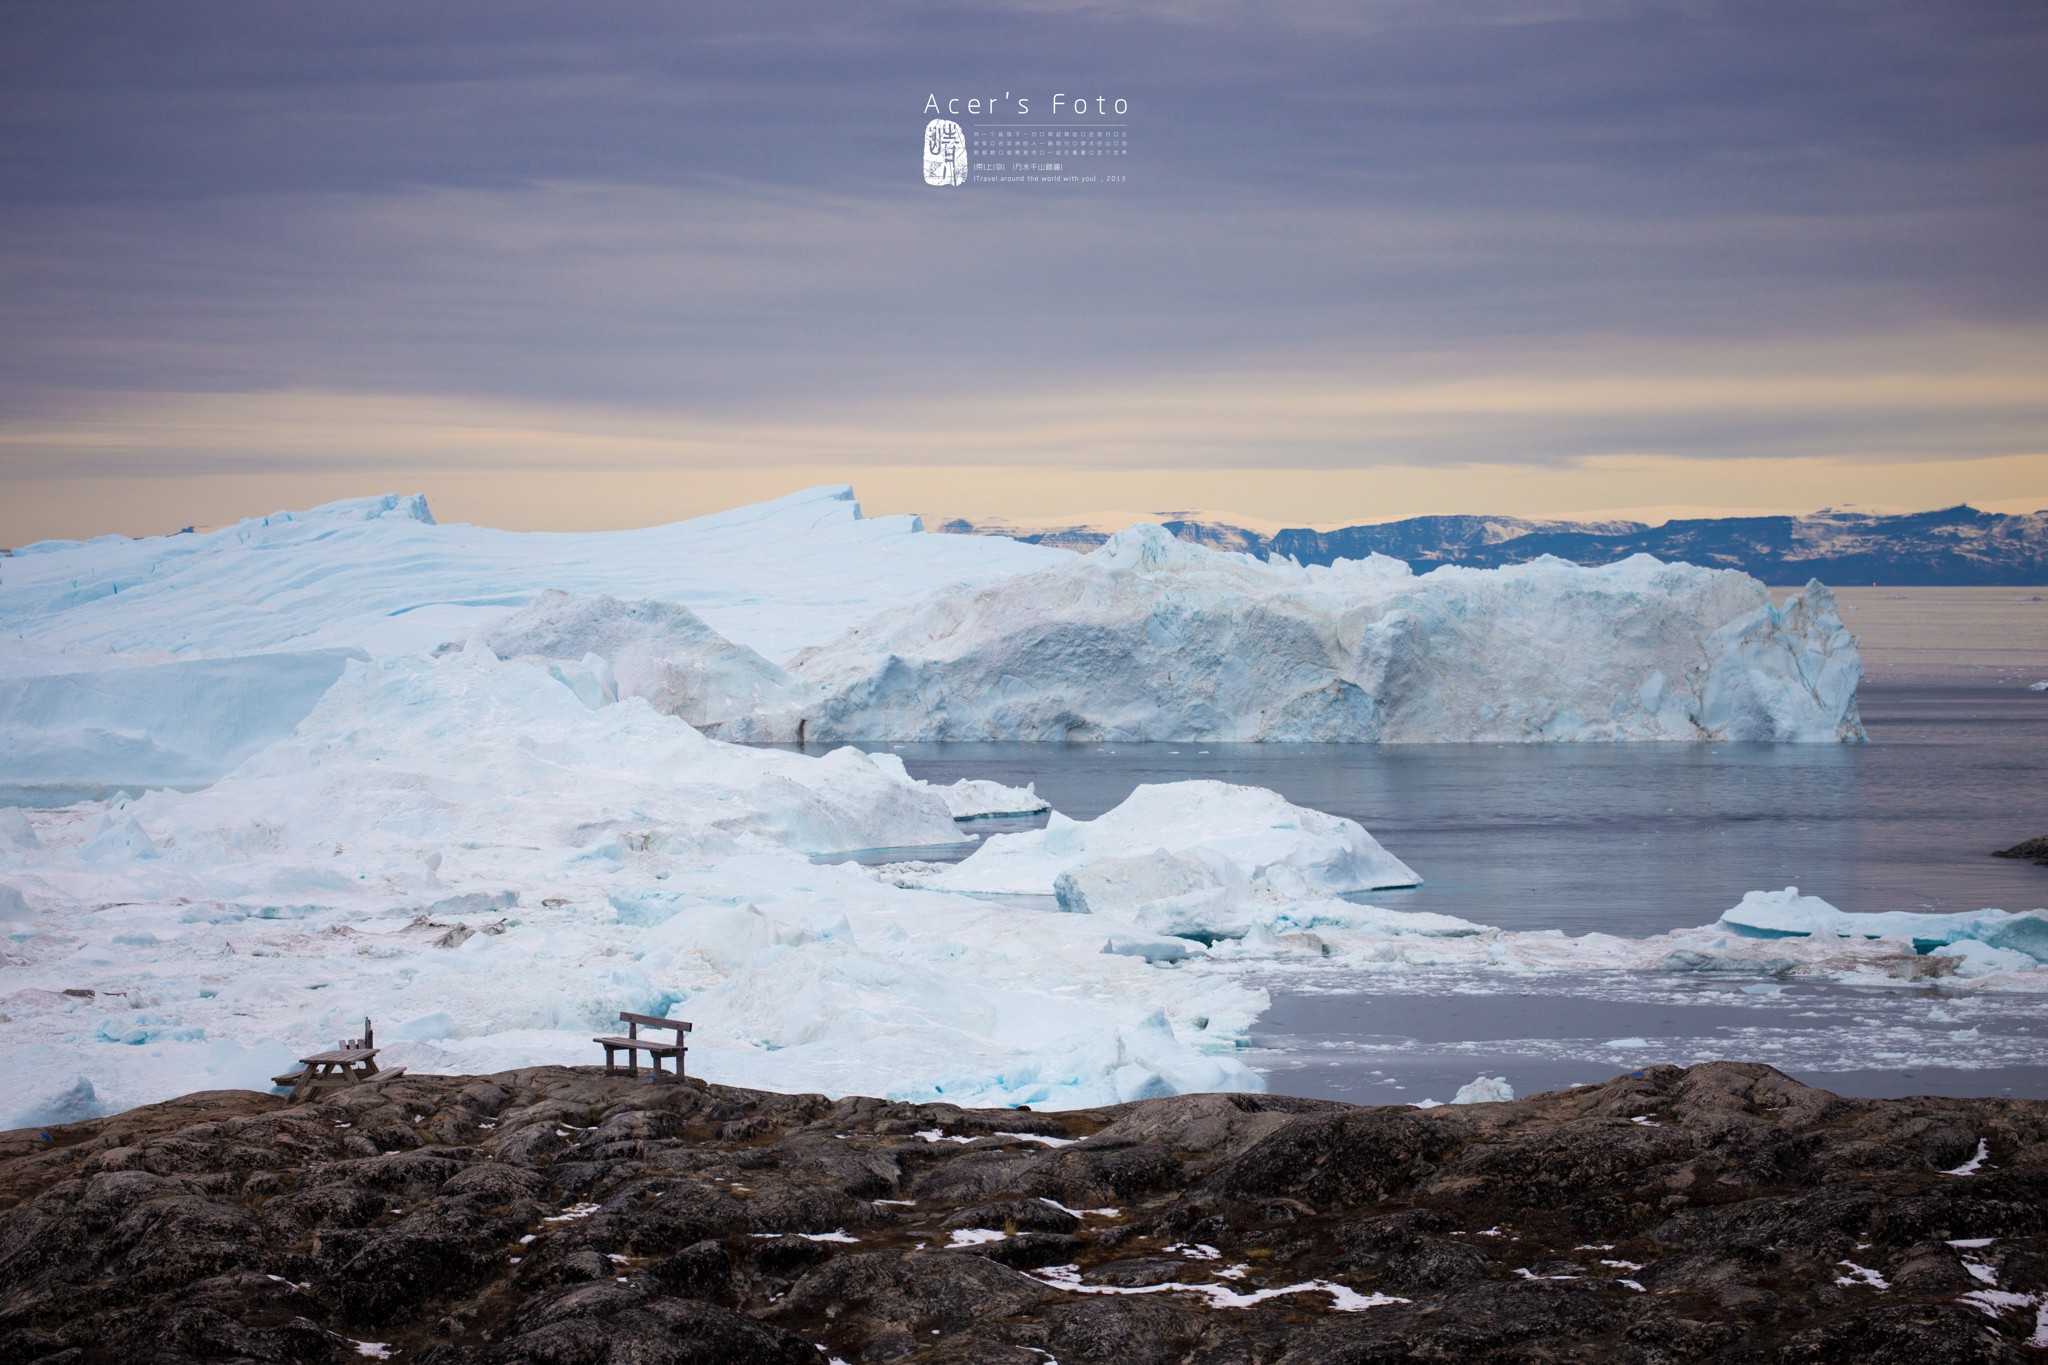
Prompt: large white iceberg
<box><xmin>931</xmin><ymin>780</ymin><xmax>1421</xmax><ymax>898</ymax></box>
<box><xmin>0</xmin><ymin>649</ymin><xmax>366</xmax><ymax>796</ymax></box>
<box><xmin>150</xmin><ymin>651</ymin><xmax>970</xmax><ymax>866</ymax></box>
<box><xmin>779</xmin><ymin>524</ymin><xmax>1865</xmax><ymax>742</ymax></box>
<box><xmin>4</xmin><ymin>492</ymin><xmax>1867</xmax><ymax>758</ymax></box>
<box><xmin>480</xmin><ymin>590</ymin><xmax>810</xmax><ymax>735</ymax></box>
<box><xmin>0</xmin><ymin>487</ymin><xmax>1059</xmax><ymax>792</ymax></box>
<box><xmin>0</xmin><ymin>485</ymin><xmax>1063</xmax><ymax>667</ymax></box>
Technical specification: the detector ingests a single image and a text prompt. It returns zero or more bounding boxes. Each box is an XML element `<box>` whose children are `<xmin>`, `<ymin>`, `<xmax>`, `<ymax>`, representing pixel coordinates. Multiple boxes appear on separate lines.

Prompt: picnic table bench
<box><xmin>272</xmin><ymin>1018</ymin><xmax>402</xmax><ymax>1103</ymax></box>
<box><xmin>594</xmin><ymin>1011</ymin><xmax>692</xmax><ymax>1082</ymax></box>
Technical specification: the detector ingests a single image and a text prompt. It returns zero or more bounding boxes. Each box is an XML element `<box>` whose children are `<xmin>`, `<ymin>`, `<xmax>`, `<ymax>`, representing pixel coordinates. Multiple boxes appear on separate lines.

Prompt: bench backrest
<box><xmin>619</xmin><ymin>1011</ymin><xmax>693</xmax><ymax>1033</ymax></box>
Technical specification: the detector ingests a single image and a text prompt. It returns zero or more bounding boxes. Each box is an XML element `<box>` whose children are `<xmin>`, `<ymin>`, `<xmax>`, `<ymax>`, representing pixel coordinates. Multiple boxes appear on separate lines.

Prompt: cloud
<box><xmin>1</xmin><ymin>0</ymin><xmax>2044</xmax><ymax>538</ymax></box>
<box><xmin>4</xmin><ymin>326</ymin><xmax>2042</xmax><ymax>488</ymax></box>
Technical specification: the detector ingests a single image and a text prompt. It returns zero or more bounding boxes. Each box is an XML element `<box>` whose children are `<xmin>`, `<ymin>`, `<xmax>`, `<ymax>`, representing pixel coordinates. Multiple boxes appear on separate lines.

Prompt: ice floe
<box><xmin>1157</xmin><ymin>886</ymin><xmax>2048</xmax><ymax>990</ymax></box>
<box><xmin>927</xmin><ymin>780</ymin><xmax>1420</xmax><ymax>899</ymax></box>
<box><xmin>1718</xmin><ymin>887</ymin><xmax>2047</xmax><ymax>967</ymax></box>
<box><xmin>1412</xmin><ymin>1075</ymin><xmax>1515</xmax><ymax>1109</ymax></box>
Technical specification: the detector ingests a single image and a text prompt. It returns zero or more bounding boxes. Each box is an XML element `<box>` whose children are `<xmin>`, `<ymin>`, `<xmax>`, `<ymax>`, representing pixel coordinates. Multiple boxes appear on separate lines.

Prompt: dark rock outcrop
<box><xmin>0</xmin><ymin>1062</ymin><xmax>2043</xmax><ymax>1362</ymax></box>
<box><xmin>1993</xmin><ymin>835</ymin><xmax>2048</xmax><ymax>865</ymax></box>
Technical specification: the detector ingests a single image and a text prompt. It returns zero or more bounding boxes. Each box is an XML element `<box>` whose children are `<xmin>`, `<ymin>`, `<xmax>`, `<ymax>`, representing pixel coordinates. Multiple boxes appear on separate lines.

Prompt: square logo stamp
<box><xmin>924</xmin><ymin>118</ymin><xmax>967</xmax><ymax>186</ymax></box>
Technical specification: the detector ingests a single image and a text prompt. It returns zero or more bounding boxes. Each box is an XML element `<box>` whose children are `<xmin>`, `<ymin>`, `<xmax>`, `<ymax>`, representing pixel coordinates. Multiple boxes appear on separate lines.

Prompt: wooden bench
<box><xmin>274</xmin><ymin>1017</ymin><xmax>394</xmax><ymax>1103</ymax></box>
<box><xmin>594</xmin><ymin>1011</ymin><xmax>692</xmax><ymax>1082</ymax></box>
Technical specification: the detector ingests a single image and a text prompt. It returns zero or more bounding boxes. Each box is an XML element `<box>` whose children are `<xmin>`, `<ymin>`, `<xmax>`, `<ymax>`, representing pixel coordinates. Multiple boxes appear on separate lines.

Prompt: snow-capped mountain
<box><xmin>938</xmin><ymin>505</ymin><xmax>2048</xmax><ymax>585</ymax></box>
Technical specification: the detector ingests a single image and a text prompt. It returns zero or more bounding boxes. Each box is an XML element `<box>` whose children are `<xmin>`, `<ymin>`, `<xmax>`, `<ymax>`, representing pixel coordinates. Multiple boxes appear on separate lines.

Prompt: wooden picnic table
<box><xmin>288</xmin><ymin>1046</ymin><xmax>380</xmax><ymax>1099</ymax></box>
<box><xmin>593</xmin><ymin>1011</ymin><xmax>692</xmax><ymax>1082</ymax></box>
<box><xmin>274</xmin><ymin>1018</ymin><xmax>396</xmax><ymax>1102</ymax></box>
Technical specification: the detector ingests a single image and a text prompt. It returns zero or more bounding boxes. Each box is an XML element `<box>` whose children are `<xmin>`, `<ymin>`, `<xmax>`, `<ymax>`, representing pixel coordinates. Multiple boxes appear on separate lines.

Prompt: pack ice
<box><xmin>773</xmin><ymin>524</ymin><xmax>1865</xmax><ymax>742</ymax></box>
<box><xmin>1177</xmin><ymin>886</ymin><xmax>2048</xmax><ymax>988</ymax></box>
<box><xmin>0</xmin><ymin>652</ymin><xmax>1262</xmax><ymax>1127</ymax></box>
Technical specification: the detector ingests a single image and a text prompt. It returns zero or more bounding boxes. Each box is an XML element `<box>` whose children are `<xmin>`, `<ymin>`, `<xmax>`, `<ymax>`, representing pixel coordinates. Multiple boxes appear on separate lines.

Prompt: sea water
<box><xmin>857</xmin><ymin>587</ymin><xmax>2048</xmax><ymax>1103</ymax></box>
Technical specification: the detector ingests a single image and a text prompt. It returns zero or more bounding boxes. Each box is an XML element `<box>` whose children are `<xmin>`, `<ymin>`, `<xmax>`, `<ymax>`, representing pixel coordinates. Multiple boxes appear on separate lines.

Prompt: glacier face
<box><xmin>780</xmin><ymin>524</ymin><xmax>1866</xmax><ymax>743</ymax></box>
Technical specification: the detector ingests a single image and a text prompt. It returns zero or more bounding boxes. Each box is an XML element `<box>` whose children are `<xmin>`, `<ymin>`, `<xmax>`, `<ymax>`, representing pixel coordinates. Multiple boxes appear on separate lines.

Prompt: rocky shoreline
<box><xmin>1</xmin><ymin>1062</ymin><xmax>2043</xmax><ymax>1363</ymax></box>
<box><xmin>1993</xmin><ymin>836</ymin><xmax>2048</xmax><ymax>867</ymax></box>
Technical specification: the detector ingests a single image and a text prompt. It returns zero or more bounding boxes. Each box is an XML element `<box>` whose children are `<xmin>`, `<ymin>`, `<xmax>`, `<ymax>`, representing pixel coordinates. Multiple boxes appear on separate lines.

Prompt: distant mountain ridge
<box><xmin>934</xmin><ymin>504</ymin><xmax>2048</xmax><ymax>586</ymax></box>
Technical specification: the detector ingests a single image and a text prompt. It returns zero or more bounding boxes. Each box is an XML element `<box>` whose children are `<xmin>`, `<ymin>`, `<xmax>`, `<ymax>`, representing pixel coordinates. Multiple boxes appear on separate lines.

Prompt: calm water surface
<box><xmin>850</xmin><ymin>589</ymin><xmax>2048</xmax><ymax>1103</ymax></box>
<box><xmin>859</xmin><ymin>684</ymin><xmax>2046</xmax><ymax>934</ymax></box>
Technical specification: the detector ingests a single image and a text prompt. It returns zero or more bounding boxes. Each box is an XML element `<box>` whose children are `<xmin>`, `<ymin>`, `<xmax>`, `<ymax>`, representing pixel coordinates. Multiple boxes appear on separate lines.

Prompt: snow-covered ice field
<box><xmin>2</xmin><ymin>489</ymin><xmax>2042</xmax><ymax>1128</ymax></box>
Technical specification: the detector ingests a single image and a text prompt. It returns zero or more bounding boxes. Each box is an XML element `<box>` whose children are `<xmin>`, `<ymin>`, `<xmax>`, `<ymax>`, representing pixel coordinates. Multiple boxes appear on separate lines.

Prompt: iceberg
<box><xmin>0</xmin><ymin>806</ymin><xmax>39</xmax><ymax>848</ymax></box>
<box><xmin>780</xmin><ymin>524</ymin><xmax>1865</xmax><ymax>742</ymax></box>
<box><xmin>864</xmin><ymin>750</ymin><xmax>1049</xmax><ymax>820</ymax></box>
<box><xmin>154</xmin><ymin>651</ymin><xmax>972</xmax><ymax>864</ymax></box>
<box><xmin>1452</xmin><ymin>1075</ymin><xmax>1515</xmax><ymax>1104</ymax></box>
<box><xmin>0</xmin><ymin>487</ymin><xmax>1062</xmax><ymax>801</ymax></box>
<box><xmin>2</xmin><ymin>491</ymin><xmax>1869</xmax><ymax>774</ymax></box>
<box><xmin>931</xmin><ymin>780</ymin><xmax>1421</xmax><ymax>899</ymax></box>
<box><xmin>0</xmin><ymin>1071</ymin><xmax>103</xmax><ymax>1130</ymax></box>
<box><xmin>0</xmin><ymin>649</ymin><xmax>367</xmax><ymax>796</ymax></box>
<box><xmin>0</xmin><ymin>485</ymin><xmax>1063</xmax><ymax>668</ymax></box>
<box><xmin>1716</xmin><ymin>887</ymin><xmax>2048</xmax><ymax>964</ymax></box>
<box><xmin>1416</xmin><ymin>1075</ymin><xmax>1517</xmax><ymax>1107</ymax></box>
<box><xmin>479</xmin><ymin>590</ymin><xmax>810</xmax><ymax>735</ymax></box>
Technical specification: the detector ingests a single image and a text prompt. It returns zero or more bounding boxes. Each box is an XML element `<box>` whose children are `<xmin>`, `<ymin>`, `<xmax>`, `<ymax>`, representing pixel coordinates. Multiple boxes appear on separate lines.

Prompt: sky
<box><xmin>2</xmin><ymin>0</ymin><xmax>2045</xmax><ymax>543</ymax></box>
